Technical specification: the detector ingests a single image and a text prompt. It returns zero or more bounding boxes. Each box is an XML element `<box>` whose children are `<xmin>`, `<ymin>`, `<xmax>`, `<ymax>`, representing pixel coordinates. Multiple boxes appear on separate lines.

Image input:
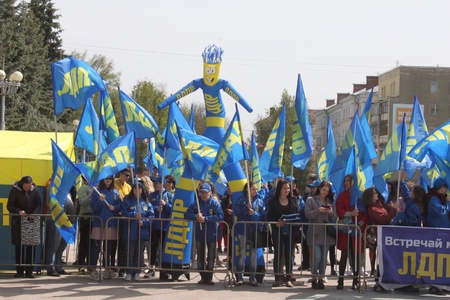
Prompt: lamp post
<box><xmin>0</xmin><ymin>64</ymin><xmax>23</xmax><ymax>130</ymax></box>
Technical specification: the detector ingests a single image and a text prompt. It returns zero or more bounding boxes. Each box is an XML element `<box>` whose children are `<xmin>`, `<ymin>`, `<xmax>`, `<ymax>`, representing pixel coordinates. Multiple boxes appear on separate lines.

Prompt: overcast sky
<box><xmin>54</xmin><ymin>0</ymin><xmax>450</xmax><ymax>137</ymax></box>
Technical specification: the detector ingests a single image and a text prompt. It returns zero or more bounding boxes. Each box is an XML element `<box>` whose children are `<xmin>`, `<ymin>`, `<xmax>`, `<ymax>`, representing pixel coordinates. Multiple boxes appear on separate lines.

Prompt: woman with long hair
<box><xmin>305</xmin><ymin>180</ymin><xmax>335</xmax><ymax>290</ymax></box>
<box><xmin>267</xmin><ymin>180</ymin><xmax>299</xmax><ymax>288</ymax></box>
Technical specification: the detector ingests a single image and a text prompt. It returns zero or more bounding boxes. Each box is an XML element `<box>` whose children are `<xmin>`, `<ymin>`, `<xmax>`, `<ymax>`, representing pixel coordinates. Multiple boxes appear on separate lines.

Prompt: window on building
<box><xmin>379</xmin><ymin>121</ymin><xmax>388</xmax><ymax>136</ymax></box>
<box><xmin>381</xmin><ymin>86</ymin><xmax>386</xmax><ymax>99</ymax></box>
<box><xmin>371</xmin><ymin>105</ymin><xmax>378</xmax><ymax>115</ymax></box>
<box><xmin>380</xmin><ymin>101</ymin><xmax>389</xmax><ymax>114</ymax></box>
<box><xmin>429</xmin><ymin>104</ymin><xmax>437</xmax><ymax>116</ymax></box>
<box><xmin>390</xmin><ymin>82</ymin><xmax>396</xmax><ymax>95</ymax></box>
<box><xmin>430</xmin><ymin>81</ymin><xmax>438</xmax><ymax>94</ymax></box>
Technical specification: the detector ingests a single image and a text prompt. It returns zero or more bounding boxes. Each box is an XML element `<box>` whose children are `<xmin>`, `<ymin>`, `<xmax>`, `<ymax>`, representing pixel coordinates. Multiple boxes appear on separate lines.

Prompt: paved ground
<box><xmin>0</xmin><ymin>262</ymin><xmax>446</xmax><ymax>300</ymax></box>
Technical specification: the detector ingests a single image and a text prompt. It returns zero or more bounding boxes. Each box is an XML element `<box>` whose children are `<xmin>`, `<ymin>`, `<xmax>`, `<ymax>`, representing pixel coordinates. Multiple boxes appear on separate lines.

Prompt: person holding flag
<box><xmin>89</xmin><ymin>176</ymin><xmax>122</xmax><ymax>281</ymax></box>
<box><xmin>121</xmin><ymin>181</ymin><xmax>155</xmax><ymax>281</ymax></box>
<box><xmin>184</xmin><ymin>182</ymin><xmax>224</xmax><ymax>286</ymax></box>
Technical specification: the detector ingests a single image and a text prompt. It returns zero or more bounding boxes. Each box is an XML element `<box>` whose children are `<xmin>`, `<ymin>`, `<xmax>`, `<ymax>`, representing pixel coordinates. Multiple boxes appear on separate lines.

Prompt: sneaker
<box><xmin>133</xmin><ymin>274</ymin><xmax>141</xmax><ymax>281</ymax></box>
<box><xmin>125</xmin><ymin>274</ymin><xmax>132</xmax><ymax>281</ymax></box>
<box><xmin>235</xmin><ymin>280</ymin><xmax>243</xmax><ymax>286</ymax></box>
<box><xmin>322</xmin><ymin>276</ymin><xmax>328</xmax><ymax>283</ymax></box>
<box><xmin>103</xmin><ymin>271</ymin><xmax>111</xmax><ymax>279</ymax></box>
<box><xmin>286</xmin><ymin>281</ymin><xmax>294</xmax><ymax>287</ymax></box>
<box><xmin>110</xmin><ymin>271</ymin><xmax>118</xmax><ymax>279</ymax></box>
<box><xmin>250</xmin><ymin>281</ymin><xmax>258</xmax><ymax>287</ymax></box>
<box><xmin>78</xmin><ymin>267</ymin><xmax>86</xmax><ymax>275</ymax></box>
<box><xmin>272</xmin><ymin>281</ymin><xmax>281</xmax><ymax>287</ymax></box>
<box><xmin>429</xmin><ymin>286</ymin><xmax>445</xmax><ymax>295</ymax></box>
<box><xmin>205</xmin><ymin>279</ymin><xmax>215</xmax><ymax>285</ymax></box>
<box><xmin>90</xmin><ymin>271</ymin><xmax>100</xmax><ymax>281</ymax></box>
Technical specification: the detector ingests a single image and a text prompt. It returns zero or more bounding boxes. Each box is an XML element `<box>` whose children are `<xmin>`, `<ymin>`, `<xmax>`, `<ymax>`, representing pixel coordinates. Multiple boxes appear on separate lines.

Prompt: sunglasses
<box><xmin>122</xmin><ymin>173</ymin><xmax>131</xmax><ymax>178</ymax></box>
<box><xmin>105</xmin><ymin>177</ymin><xmax>113</xmax><ymax>181</ymax></box>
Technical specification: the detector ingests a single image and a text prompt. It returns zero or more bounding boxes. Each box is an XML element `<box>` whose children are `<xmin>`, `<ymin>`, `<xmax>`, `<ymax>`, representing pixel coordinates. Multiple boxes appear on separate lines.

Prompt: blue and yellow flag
<box><xmin>317</xmin><ymin>116</ymin><xmax>336</xmax><ymax>181</ymax></box>
<box><xmin>428</xmin><ymin>150</ymin><xmax>450</xmax><ymax>189</ymax></box>
<box><xmin>52</xmin><ymin>56</ymin><xmax>106</xmax><ymax>115</ymax></box>
<box><xmin>74</xmin><ymin>99</ymin><xmax>107</xmax><ymax>156</ymax></box>
<box><xmin>250</xmin><ymin>131</ymin><xmax>262</xmax><ymax>190</ymax></box>
<box><xmin>177</xmin><ymin>124</ymin><xmax>219</xmax><ymax>179</ymax></box>
<box><xmin>156</xmin><ymin>102</ymin><xmax>191</xmax><ymax>168</ymax></box>
<box><xmin>409</xmin><ymin>120</ymin><xmax>450</xmax><ymax>162</ymax></box>
<box><xmin>260</xmin><ymin>105</ymin><xmax>286</xmax><ymax>183</ymax></box>
<box><xmin>359</xmin><ymin>87</ymin><xmax>377</xmax><ymax>161</ymax></box>
<box><xmin>292</xmin><ymin>74</ymin><xmax>313</xmax><ymax>169</ymax></box>
<box><xmin>350</xmin><ymin>146</ymin><xmax>367</xmax><ymax>212</ymax></box>
<box><xmin>373</xmin><ymin>114</ymin><xmax>407</xmax><ymax>200</ymax></box>
<box><xmin>119</xmin><ymin>88</ymin><xmax>161</xmax><ymax>139</ymax></box>
<box><xmin>330</xmin><ymin>111</ymin><xmax>373</xmax><ymax>195</ymax></box>
<box><xmin>189</xmin><ymin>103</ymin><xmax>196</xmax><ymax>133</ymax></box>
<box><xmin>404</xmin><ymin>96</ymin><xmax>431</xmax><ymax>178</ymax></box>
<box><xmin>49</xmin><ymin>140</ymin><xmax>81</xmax><ymax>243</ymax></box>
<box><xmin>208</xmin><ymin>106</ymin><xmax>249</xmax><ymax>183</ymax></box>
<box><xmin>99</xmin><ymin>90</ymin><xmax>120</xmax><ymax>144</ymax></box>
<box><xmin>420</xmin><ymin>162</ymin><xmax>442</xmax><ymax>190</ymax></box>
<box><xmin>91</xmin><ymin>131</ymin><xmax>137</xmax><ymax>184</ymax></box>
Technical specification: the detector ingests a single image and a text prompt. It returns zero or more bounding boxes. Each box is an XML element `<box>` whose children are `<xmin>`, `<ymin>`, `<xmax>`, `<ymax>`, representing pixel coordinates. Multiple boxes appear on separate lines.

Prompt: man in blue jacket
<box><xmin>185</xmin><ymin>183</ymin><xmax>224</xmax><ymax>285</ymax></box>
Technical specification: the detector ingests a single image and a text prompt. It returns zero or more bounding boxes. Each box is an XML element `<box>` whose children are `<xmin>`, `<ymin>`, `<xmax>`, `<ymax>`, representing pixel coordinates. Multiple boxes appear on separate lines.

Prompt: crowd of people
<box><xmin>6</xmin><ymin>169</ymin><xmax>450</xmax><ymax>295</ymax></box>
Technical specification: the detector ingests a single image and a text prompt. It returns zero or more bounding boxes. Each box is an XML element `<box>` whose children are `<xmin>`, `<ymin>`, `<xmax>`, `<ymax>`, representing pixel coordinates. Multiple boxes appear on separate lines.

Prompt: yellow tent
<box><xmin>0</xmin><ymin>131</ymin><xmax>75</xmax><ymax>187</ymax></box>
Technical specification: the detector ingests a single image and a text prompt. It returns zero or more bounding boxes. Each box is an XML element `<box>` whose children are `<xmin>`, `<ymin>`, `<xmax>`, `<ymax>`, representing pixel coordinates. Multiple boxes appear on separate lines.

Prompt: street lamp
<box><xmin>0</xmin><ymin>69</ymin><xmax>23</xmax><ymax>130</ymax></box>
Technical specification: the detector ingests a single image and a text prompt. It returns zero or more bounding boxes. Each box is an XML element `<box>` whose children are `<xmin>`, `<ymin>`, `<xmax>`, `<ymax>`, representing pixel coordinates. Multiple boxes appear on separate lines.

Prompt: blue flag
<box><xmin>209</xmin><ymin>106</ymin><xmax>249</xmax><ymax>183</ymax></box>
<box><xmin>317</xmin><ymin>116</ymin><xmax>336</xmax><ymax>181</ymax></box>
<box><xmin>250</xmin><ymin>131</ymin><xmax>262</xmax><ymax>190</ymax></box>
<box><xmin>350</xmin><ymin>146</ymin><xmax>367</xmax><ymax>212</ymax></box>
<box><xmin>189</xmin><ymin>103</ymin><xmax>196</xmax><ymax>133</ymax></box>
<box><xmin>291</xmin><ymin>74</ymin><xmax>313</xmax><ymax>169</ymax></box>
<box><xmin>176</xmin><ymin>125</ymin><xmax>219</xmax><ymax>179</ymax></box>
<box><xmin>420</xmin><ymin>163</ymin><xmax>442</xmax><ymax>190</ymax></box>
<box><xmin>156</xmin><ymin>102</ymin><xmax>191</xmax><ymax>168</ymax></box>
<box><xmin>119</xmin><ymin>88</ymin><xmax>161</xmax><ymax>139</ymax></box>
<box><xmin>74</xmin><ymin>99</ymin><xmax>107</xmax><ymax>156</ymax></box>
<box><xmin>91</xmin><ymin>131</ymin><xmax>137</xmax><ymax>184</ymax></box>
<box><xmin>404</xmin><ymin>96</ymin><xmax>431</xmax><ymax>178</ymax></box>
<box><xmin>49</xmin><ymin>140</ymin><xmax>81</xmax><ymax>243</ymax></box>
<box><xmin>99</xmin><ymin>90</ymin><xmax>120</xmax><ymax>144</ymax></box>
<box><xmin>52</xmin><ymin>56</ymin><xmax>106</xmax><ymax>115</ymax></box>
<box><xmin>428</xmin><ymin>150</ymin><xmax>450</xmax><ymax>188</ymax></box>
<box><xmin>260</xmin><ymin>105</ymin><xmax>286</xmax><ymax>183</ymax></box>
<box><xmin>373</xmin><ymin>114</ymin><xmax>407</xmax><ymax>200</ymax></box>
<box><xmin>409</xmin><ymin>120</ymin><xmax>450</xmax><ymax>162</ymax></box>
<box><xmin>359</xmin><ymin>87</ymin><xmax>377</xmax><ymax>161</ymax></box>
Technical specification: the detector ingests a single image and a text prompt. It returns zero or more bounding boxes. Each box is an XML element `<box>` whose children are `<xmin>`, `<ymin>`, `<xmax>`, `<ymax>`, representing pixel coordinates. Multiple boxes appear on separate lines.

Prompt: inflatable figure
<box><xmin>157</xmin><ymin>45</ymin><xmax>253</xmax><ymax>280</ymax></box>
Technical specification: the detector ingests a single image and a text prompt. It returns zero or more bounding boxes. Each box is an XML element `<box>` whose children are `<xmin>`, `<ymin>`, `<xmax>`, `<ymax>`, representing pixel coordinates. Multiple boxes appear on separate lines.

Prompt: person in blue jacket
<box><xmin>121</xmin><ymin>181</ymin><xmax>155</xmax><ymax>281</ymax></box>
<box><xmin>148</xmin><ymin>176</ymin><xmax>173</xmax><ymax>279</ymax></box>
<box><xmin>393</xmin><ymin>172</ymin><xmax>425</xmax><ymax>227</ymax></box>
<box><xmin>185</xmin><ymin>182</ymin><xmax>224</xmax><ymax>285</ymax></box>
<box><xmin>233</xmin><ymin>181</ymin><xmax>266</xmax><ymax>287</ymax></box>
<box><xmin>89</xmin><ymin>176</ymin><xmax>122</xmax><ymax>281</ymax></box>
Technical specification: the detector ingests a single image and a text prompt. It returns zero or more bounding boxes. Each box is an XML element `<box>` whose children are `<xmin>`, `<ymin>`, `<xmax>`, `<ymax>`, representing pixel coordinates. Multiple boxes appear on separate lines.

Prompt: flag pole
<box><xmin>191</xmin><ymin>177</ymin><xmax>202</xmax><ymax>230</ymax></box>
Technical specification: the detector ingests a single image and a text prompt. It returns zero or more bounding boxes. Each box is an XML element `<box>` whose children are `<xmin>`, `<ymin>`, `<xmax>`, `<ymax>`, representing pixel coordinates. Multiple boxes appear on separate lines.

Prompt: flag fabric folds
<box><xmin>74</xmin><ymin>99</ymin><xmax>107</xmax><ymax>156</ymax></box>
<box><xmin>428</xmin><ymin>150</ymin><xmax>450</xmax><ymax>188</ymax></box>
<box><xmin>208</xmin><ymin>106</ymin><xmax>249</xmax><ymax>183</ymax></box>
<box><xmin>408</xmin><ymin>119</ymin><xmax>450</xmax><ymax>163</ymax></box>
<box><xmin>291</xmin><ymin>74</ymin><xmax>313</xmax><ymax>169</ymax></box>
<box><xmin>317</xmin><ymin>116</ymin><xmax>336</xmax><ymax>181</ymax></box>
<box><xmin>373</xmin><ymin>114</ymin><xmax>407</xmax><ymax>200</ymax></box>
<box><xmin>119</xmin><ymin>88</ymin><xmax>161</xmax><ymax>139</ymax></box>
<box><xmin>404</xmin><ymin>96</ymin><xmax>431</xmax><ymax>178</ymax></box>
<box><xmin>90</xmin><ymin>131</ymin><xmax>137</xmax><ymax>184</ymax></box>
<box><xmin>99</xmin><ymin>90</ymin><xmax>120</xmax><ymax>144</ymax></box>
<box><xmin>52</xmin><ymin>56</ymin><xmax>106</xmax><ymax>115</ymax></box>
<box><xmin>189</xmin><ymin>103</ymin><xmax>196</xmax><ymax>133</ymax></box>
<box><xmin>260</xmin><ymin>105</ymin><xmax>286</xmax><ymax>183</ymax></box>
<box><xmin>176</xmin><ymin>124</ymin><xmax>219</xmax><ymax>179</ymax></box>
<box><xmin>359</xmin><ymin>87</ymin><xmax>378</xmax><ymax>161</ymax></box>
<box><xmin>250</xmin><ymin>131</ymin><xmax>262</xmax><ymax>190</ymax></box>
<box><xmin>49</xmin><ymin>140</ymin><xmax>81</xmax><ymax>243</ymax></box>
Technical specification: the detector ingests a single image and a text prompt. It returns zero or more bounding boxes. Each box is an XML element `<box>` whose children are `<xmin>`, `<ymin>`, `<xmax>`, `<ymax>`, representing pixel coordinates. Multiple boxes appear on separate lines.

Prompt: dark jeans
<box><xmin>77</xmin><ymin>217</ymin><xmax>92</xmax><ymax>266</ymax></box>
<box><xmin>195</xmin><ymin>241</ymin><xmax>215</xmax><ymax>281</ymax></box>
<box><xmin>55</xmin><ymin>237</ymin><xmax>68</xmax><ymax>272</ymax></box>
<box><xmin>272</xmin><ymin>227</ymin><xmax>295</xmax><ymax>281</ymax></box>
<box><xmin>15</xmin><ymin>245</ymin><xmax>34</xmax><ymax>275</ymax></box>
<box><xmin>150</xmin><ymin>229</ymin><xmax>166</xmax><ymax>266</ymax></box>
<box><xmin>126</xmin><ymin>239</ymin><xmax>145</xmax><ymax>275</ymax></box>
<box><xmin>89</xmin><ymin>239</ymin><xmax>117</xmax><ymax>269</ymax></box>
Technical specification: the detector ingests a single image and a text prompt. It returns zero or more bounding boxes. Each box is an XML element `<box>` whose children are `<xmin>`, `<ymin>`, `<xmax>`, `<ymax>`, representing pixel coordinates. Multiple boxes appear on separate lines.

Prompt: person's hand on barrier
<box><xmin>138</xmin><ymin>220</ymin><xmax>143</xmax><ymax>227</ymax></box>
<box><xmin>19</xmin><ymin>210</ymin><xmax>26</xmax><ymax>218</ymax></box>
<box><xmin>278</xmin><ymin>219</ymin><xmax>286</xmax><ymax>227</ymax></box>
<box><xmin>136</xmin><ymin>213</ymin><xmax>142</xmax><ymax>220</ymax></box>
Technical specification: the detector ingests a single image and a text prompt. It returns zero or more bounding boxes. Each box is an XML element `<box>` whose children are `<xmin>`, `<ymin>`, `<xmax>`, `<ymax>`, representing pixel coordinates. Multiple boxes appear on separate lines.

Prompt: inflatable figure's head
<box><xmin>202</xmin><ymin>44</ymin><xmax>223</xmax><ymax>87</ymax></box>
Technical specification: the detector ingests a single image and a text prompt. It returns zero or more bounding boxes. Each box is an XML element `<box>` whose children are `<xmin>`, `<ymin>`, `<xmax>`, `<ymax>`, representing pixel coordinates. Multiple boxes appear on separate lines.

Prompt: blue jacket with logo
<box><xmin>121</xmin><ymin>196</ymin><xmax>154</xmax><ymax>241</ymax></box>
<box><xmin>148</xmin><ymin>189</ymin><xmax>173</xmax><ymax>231</ymax></box>
<box><xmin>185</xmin><ymin>197</ymin><xmax>224</xmax><ymax>243</ymax></box>
<box><xmin>90</xmin><ymin>187</ymin><xmax>121</xmax><ymax>229</ymax></box>
<box><xmin>233</xmin><ymin>192</ymin><xmax>266</xmax><ymax>237</ymax></box>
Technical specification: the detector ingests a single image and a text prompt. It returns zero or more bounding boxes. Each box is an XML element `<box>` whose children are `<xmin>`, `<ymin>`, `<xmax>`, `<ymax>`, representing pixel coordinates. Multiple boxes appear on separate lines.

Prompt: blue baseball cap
<box><xmin>308</xmin><ymin>180</ymin><xmax>321</xmax><ymax>187</ymax></box>
<box><xmin>278</xmin><ymin>172</ymin><xmax>285</xmax><ymax>179</ymax></box>
<box><xmin>150</xmin><ymin>176</ymin><xmax>162</xmax><ymax>183</ymax></box>
<box><xmin>286</xmin><ymin>176</ymin><xmax>298</xmax><ymax>182</ymax></box>
<box><xmin>433</xmin><ymin>177</ymin><xmax>447</xmax><ymax>189</ymax></box>
<box><xmin>199</xmin><ymin>183</ymin><xmax>211</xmax><ymax>192</ymax></box>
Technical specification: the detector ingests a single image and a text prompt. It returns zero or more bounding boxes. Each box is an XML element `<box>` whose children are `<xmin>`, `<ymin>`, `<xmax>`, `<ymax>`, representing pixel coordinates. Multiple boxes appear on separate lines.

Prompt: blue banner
<box><xmin>379</xmin><ymin>226</ymin><xmax>450</xmax><ymax>286</ymax></box>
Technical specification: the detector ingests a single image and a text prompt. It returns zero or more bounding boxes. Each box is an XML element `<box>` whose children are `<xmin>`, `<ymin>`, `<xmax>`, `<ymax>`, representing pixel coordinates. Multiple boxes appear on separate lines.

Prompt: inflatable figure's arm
<box><xmin>158</xmin><ymin>79</ymin><xmax>202</xmax><ymax>110</ymax></box>
<box><xmin>221</xmin><ymin>80</ymin><xmax>253</xmax><ymax>113</ymax></box>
